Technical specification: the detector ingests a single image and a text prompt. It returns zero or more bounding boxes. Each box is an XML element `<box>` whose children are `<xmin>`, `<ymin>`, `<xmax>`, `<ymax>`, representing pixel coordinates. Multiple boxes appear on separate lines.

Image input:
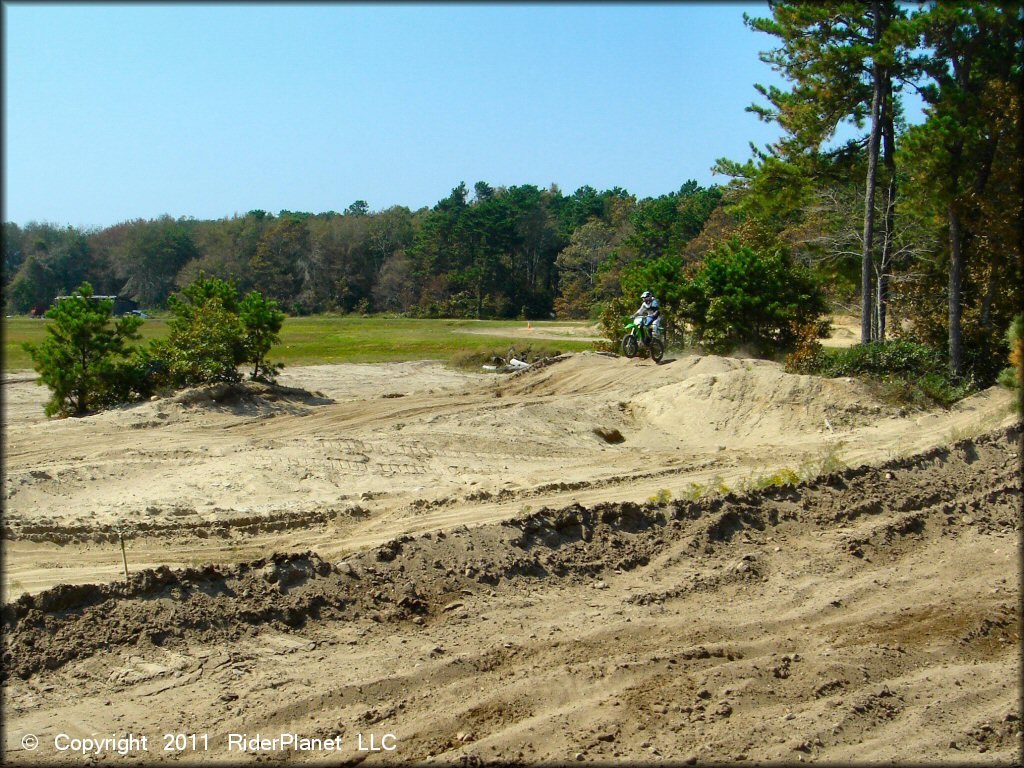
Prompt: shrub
<box><xmin>786</xmin><ymin>339</ymin><xmax>976</xmax><ymax>408</ymax></box>
<box><xmin>680</xmin><ymin>239</ymin><xmax>828</xmax><ymax>357</ymax></box>
<box><xmin>239</xmin><ymin>290</ymin><xmax>286</xmax><ymax>381</ymax></box>
<box><xmin>998</xmin><ymin>314</ymin><xmax>1024</xmax><ymax>415</ymax></box>
<box><xmin>806</xmin><ymin>339</ymin><xmax>946</xmax><ymax>378</ymax></box>
<box><xmin>152</xmin><ymin>274</ymin><xmax>285</xmax><ymax>388</ymax></box>
<box><xmin>151</xmin><ymin>296</ymin><xmax>245</xmax><ymax>388</ymax></box>
<box><xmin>783</xmin><ymin>318</ymin><xmax>832</xmax><ymax>374</ymax></box>
<box><xmin>100</xmin><ymin>346</ymin><xmax>160</xmax><ymax>404</ymax></box>
<box><xmin>23</xmin><ymin>283</ymin><xmax>144</xmax><ymax>416</ymax></box>
<box><xmin>598</xmin><ymin>296</ymin><xmax>632</xmax><ymax>349</ymax></box>
<box><xmin>997</xmin><ymin>314</ymin><xmax>1023</xmax><ymax>387</ymax></box>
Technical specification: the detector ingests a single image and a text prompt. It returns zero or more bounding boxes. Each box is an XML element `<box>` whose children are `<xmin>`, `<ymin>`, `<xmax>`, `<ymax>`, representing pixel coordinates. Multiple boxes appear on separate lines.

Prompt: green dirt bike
<box><xmin>621</xmin><ymin>314</ymin><xmax>664</xmax><ymax>363</ymax></box>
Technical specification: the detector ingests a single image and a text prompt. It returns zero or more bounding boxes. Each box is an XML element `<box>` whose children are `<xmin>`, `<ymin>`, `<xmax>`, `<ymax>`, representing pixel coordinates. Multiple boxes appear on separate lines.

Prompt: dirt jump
<box><xmin>2</xmin><ymin>352</ymin><xmax>1020</xmax><ymax>764</ymax></box>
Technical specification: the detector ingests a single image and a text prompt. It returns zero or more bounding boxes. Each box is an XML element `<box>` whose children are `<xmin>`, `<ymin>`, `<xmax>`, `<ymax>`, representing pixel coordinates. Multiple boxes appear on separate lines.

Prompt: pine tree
<box><xmin>741</xmin><ymin>1</ymin><xmax>918</xmax><ymax>342</ymax></box>
<box><xmin>902</xmin><ymin>2</ymin><xmax>1023</xmax><ymax>378</ymax></box>
<box><xmin>23</xmin><ymin>283</ymin><xmax>143</xmax><ymax>416</ymax></box>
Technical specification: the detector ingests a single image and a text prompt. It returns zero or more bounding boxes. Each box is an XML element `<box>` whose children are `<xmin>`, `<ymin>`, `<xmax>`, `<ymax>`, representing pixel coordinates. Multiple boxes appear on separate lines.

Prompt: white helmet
<box><xmin>641</xmin><ymin>290</ymin><xmax>653</xmax><ymax>302</ymax></box>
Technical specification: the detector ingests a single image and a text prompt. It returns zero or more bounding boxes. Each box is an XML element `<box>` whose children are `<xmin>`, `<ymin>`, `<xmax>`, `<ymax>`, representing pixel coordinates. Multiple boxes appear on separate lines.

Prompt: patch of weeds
<box><xmin>945</xmin><ymin>425</ymin><xmax>973</xmax><ymax>444</ymax></box>
<box><xmin>682</xmin><ymin>482</ymin><xmax>707</xmax><ymax>501</ymax></box>
<box><xmin>742</xmin><ymin>467</ymin><xmax>801</xmax><ymax>492</ymax></box>
<box><xmin>448</xmin><ymin>350</ymin><xmax>504</xmax><ymax>371</ymax></box>
<box><xmin>448</xmin><ymin>345</ymin><xmax>565</xmax><ymax>372</ymax></box>
<box><xmin>709</xmin><ymin>474</ymin><xmax>731</xmax><ymax>495</ymax></box>
<box><xmin>942</xmin><ymin>418</ymin><xmax>1002</xmax><ymax>445</ymax></box>
<box><xmin>684</xmin><ymin>475</ymin><xmax>732</xmax><ymax>500</ymax></box>
<box><xmin>503</xmin><ymin>344</ymin><xmax>564</xmax><ymax>364</ymax></box>
<box><xmin>649</xmin><ymin>488</ymin><xmax>672</xmax><ymax>506</ymax></box>
<box><xmin>759</xmin><ymin>467</ymin><xmax>801</xmax><ymax>489</ymax></box>
<box><xmin>884</xmin><ymin>437</ymin><xmax>912</xmax><ymax>462</ymax></box>
<box><xmin>798</xmin><ymin>441</ymin><xmax>848</xmax><ymax>479</ymax></box>
<box><xmin>817</xmin><ymin>441</ymin><xmax>848</xmax><ymax>475</ymax></box>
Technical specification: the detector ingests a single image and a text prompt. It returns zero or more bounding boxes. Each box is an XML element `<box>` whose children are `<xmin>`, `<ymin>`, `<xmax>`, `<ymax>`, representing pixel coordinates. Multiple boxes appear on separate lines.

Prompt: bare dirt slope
<box><xmin>2</xmin><ymin>353</ymin><xmax>1021</xmax><ymax>764</ymax></box>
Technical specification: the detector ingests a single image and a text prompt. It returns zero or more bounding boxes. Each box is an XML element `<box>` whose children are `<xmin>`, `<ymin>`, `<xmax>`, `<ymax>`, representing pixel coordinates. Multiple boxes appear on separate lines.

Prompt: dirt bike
<box><xmin>621</xmin><ymin>314</ymin><xmax>664</xmax><ymax>363</ymax></box>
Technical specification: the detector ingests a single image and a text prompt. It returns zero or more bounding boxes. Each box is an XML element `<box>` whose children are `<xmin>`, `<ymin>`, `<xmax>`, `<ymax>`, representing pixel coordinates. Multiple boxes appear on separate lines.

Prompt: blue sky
<box><xmin>6</xmin><ymin>2</ymin><xmax>827</xmax><ymax>229</ymax></box>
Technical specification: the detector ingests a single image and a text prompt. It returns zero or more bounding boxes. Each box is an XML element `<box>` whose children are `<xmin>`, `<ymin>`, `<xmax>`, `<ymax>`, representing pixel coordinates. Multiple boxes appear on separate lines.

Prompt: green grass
<box><xmin>2</xmin><ymin>315</ymin><xmax>597</xmax><ymax>371</ymax></box>
<box><xmin>2</xmin><ymin>316</ymin><xmax>174</xmax><ymax>370</ymax></box>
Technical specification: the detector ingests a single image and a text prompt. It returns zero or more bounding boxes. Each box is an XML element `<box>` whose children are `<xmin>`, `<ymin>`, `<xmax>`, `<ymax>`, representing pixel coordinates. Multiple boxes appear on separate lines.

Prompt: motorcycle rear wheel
<box><xmin>648</xmin><ymin>336</ymin><xmax>665</xmax><ymax>363</ymax></box>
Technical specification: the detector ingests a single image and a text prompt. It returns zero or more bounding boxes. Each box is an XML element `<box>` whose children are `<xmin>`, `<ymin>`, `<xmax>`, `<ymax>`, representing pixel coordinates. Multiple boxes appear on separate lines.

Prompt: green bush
<box><xmin>151</xmin><ymin>296</ymin><xmax>246</xmax><ymax>388</ymax></box>
<box><xmin>787</xmin><ymin>339</ymin><xmax>976</xmax><ymax>408</ymax></box>
<box><xmin>998</xmin><ymin>314</ymin><xmax>1024</xmax><ymax>415</ymax></box>
<box><xmin>807</xmin><ymin>339</ymin><xmax>946</xmax><ymax>378</ymax></box>
<box><xmin>680</xmin><ymin>239</ymin><xmax>828</xmax><ymax>357</ymax></box>
<box><xmin>23</xmin><ymin>282</ymin><xmax>144</xmax><ymax>416</ymax></box>
<box><xmin>998</xmin><ymin>314</ymin><xmax>1023</xmax><ymax>387</ymax></box>
<box><xmin>239</xmin><ymin>290</ymin><xmax>286</xmax><ymax>380</ymax></box>
<box><xmin>99</xmin><ymin>346</ymin><xmax>159</xmax><ymax>404</ymax></box>
<box><xmin>151</xmin><ymin>274</ymin><xmax>285</xmax><ymax>388</ymax></box>
<box><xmin>598</xmin><ymin>296</ymin><xmax>632</xmax><ymax>350</ymax></box>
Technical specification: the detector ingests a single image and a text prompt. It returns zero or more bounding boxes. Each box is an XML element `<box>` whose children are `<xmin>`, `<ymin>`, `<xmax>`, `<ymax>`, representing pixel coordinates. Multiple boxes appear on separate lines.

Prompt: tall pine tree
<box><xmin>741</xmin><ymin>1</ymin><xmax>917</xmax><ymax>342</ymax></box>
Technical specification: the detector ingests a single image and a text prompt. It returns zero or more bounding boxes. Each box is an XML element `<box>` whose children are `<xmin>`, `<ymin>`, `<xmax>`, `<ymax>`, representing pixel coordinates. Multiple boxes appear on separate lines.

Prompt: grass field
<box><xmin>2</xmin><ymin>315</ymin><xmax>599</xmax><ymax>371</ymax></box>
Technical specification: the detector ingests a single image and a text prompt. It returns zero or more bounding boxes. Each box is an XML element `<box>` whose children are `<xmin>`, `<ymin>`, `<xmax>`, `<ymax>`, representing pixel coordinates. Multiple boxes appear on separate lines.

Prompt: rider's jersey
<box><xmin>636</xmin><ymin>298</ymin><xmax>660</xmax><ymax>324</ymax></box>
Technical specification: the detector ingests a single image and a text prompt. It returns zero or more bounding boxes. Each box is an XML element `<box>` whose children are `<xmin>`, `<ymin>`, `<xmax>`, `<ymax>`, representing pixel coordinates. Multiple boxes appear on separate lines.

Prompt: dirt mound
<box><xmin>169</xmin><ymin>379</ymin><xmax>334</xmax><ymax>411</ymax></box>
<box><xmin>632</xmin><ymin>363</ymin><xmax>902</xmax><ymax>444</ymax></box>
<box><xmin>5</xmin><ymin>425</ymin><xmax>1018</xmax><ymax>684</ymax></box>
<box><xmin>3</xmin><ymin>503</ymin><xmax>372</xmax><ymax>544</ymax></box>
<box><xmin>70</xmin><ymin>379</ymin><xmax>334</xmax><ymax>431</ymax></box>
<box><xmin>176</xmin><ymin>378</ymin><xmax>325</xmax><ymax>399</ymax></box>
<box><xmin>2</xmin><ymin>553</ymin><xmax>347</xmax><ymax>680</ymax></box>
<box><xmin>498</xmin><ymin>352</ymin><xmax>900</xmax><ymax>441</ymax></box>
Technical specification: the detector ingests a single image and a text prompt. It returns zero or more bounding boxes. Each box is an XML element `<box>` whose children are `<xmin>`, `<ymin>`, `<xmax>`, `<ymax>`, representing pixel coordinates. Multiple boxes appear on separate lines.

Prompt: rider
<box><xmin>634</xmin><ymin>290</ymin><xmax>662</xmax><ymax>337</ymax></box>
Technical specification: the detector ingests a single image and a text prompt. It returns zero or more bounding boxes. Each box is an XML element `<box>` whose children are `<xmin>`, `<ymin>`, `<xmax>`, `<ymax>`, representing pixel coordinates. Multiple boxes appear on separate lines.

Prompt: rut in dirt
<box><xmin>2</xmin><ymin>425</ymin><xmax>1020</xmax><ymax>681</ymax></box>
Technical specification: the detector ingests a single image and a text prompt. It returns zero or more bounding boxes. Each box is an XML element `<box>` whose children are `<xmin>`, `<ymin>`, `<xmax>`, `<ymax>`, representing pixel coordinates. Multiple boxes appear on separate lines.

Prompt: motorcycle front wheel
<box><xmin>621</xmin><ymin>333</ymin><xmax>639</xmax><ymax>358</ymax></box>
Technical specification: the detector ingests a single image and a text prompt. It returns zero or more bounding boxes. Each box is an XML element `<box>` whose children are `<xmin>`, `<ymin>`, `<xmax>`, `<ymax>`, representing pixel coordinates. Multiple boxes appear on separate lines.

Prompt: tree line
<box><xmin>2</xmin><ymin>181</ymin><xmax>721</xmax><ymax>323</ymax></box>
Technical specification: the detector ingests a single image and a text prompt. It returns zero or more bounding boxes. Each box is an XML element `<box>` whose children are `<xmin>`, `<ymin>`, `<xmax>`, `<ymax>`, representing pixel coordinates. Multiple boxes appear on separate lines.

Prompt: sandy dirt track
<box><xmin>2</xmin><ymin>352</ymin><xmax>1021</xmax><ymax>765</ymax></box>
